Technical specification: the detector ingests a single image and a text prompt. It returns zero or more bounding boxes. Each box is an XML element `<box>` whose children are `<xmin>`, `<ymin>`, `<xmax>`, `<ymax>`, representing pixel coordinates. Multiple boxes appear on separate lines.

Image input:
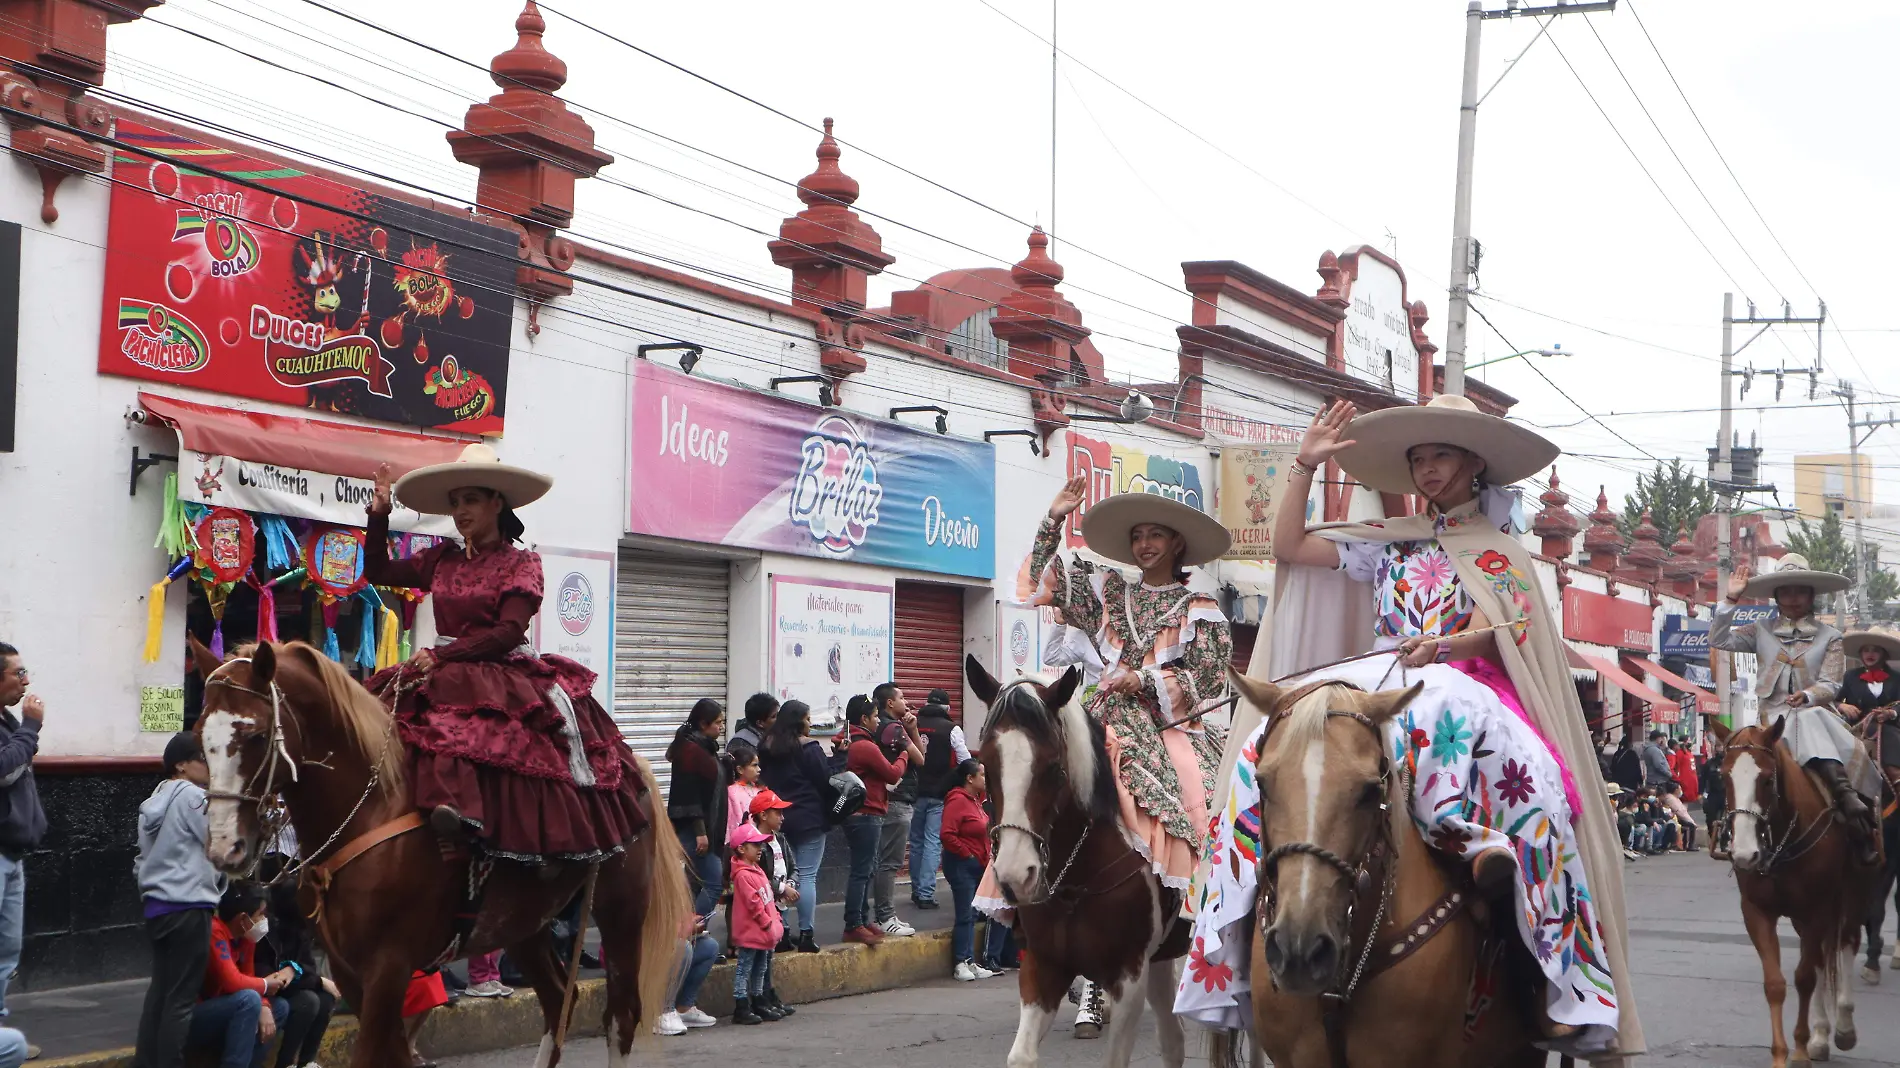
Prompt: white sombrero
<box><xmin>1742</xmin><ymin>553</ymin><xmax>1850</xmax><ymax>597</ymax></box>
<box><xmin>394</xmin><ymin>442</ymin><xmax>552</xmax><ymax>516</ymax></box>
<box><xmin>1843</xmin><ymin>630</ymin><xmax>1900</xmax><ymax>661</ymax></box>
<box><xmin>1080</xmin><ymin>492</ymin><xmax>1231</xmax><ymax>568</ymax></box>
<box><xmin>1332</xmin><ymin>394</ymin><xmax>1560</xmax><ymax>495</ymax></box>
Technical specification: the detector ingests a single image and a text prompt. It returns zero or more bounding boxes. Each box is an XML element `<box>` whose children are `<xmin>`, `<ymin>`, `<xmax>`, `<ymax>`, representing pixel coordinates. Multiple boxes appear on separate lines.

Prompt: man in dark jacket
<box><xmin>870</xmin><ymin>684</ymin><xmax>918</xmax><ymax>937</ymax></box>
<box><xmin>1610</xmin><ymin>733</ymin><xmax>1645</xmax><ymax>792</ymax></box>
<box><xmin>0</xmin><ymin>643</ymin><xmax>46</xmax><ymax>1033</ymax></box>
<box><xmin>909</xmin><ymin>690</ymin><xmax>970</xmax><ymax>909</ymax></box>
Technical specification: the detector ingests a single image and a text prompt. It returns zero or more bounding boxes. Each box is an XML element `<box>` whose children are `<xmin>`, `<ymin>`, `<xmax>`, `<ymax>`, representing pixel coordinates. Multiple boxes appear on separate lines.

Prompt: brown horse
<box><xmin>188</xmin><ymin>638</ymin><xmax>689</xmax><ymax>1068</ymax></box>
<box><xmin>1713</xmin><ymin>717</ymin><xmax>1880</xmax><ymax>1067</ymax></box>
<box><xmin>1228</xmin><ymin>673</ymin><xmax>1545</xmax><ymax>1068</ymax></box>
<box><xmin>966</xmin><ymin>656</ymin><xmax>1189</xmax><ymax>1068</ymax></box>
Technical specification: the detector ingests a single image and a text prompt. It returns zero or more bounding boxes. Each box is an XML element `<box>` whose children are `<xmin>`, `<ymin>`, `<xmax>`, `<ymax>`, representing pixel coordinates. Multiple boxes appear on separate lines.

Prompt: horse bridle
<box><xmin>1722</xmin><ymin>740</ymin><xmax>1833</xmax><ymax>873</ymax></box>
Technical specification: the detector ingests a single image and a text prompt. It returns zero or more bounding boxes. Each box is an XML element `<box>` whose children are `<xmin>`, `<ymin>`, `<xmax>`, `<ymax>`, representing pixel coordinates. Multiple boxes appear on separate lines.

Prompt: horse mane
<box><xmin>279</xmin><ymin>642</ymin><xmax>404</xmax><ymax>795</ymax></box>
<box><xmin>990</xmin><ymin>676</ymin><xmax>1118</xmax><ymax>823</ymax></box>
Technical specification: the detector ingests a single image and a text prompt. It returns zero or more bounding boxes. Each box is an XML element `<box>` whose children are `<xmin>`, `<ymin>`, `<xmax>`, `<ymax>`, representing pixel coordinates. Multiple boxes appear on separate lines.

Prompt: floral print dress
<box><xmin>1175</xmin><ymin>512</ymin><xmax>1619</xmax><ymax>1054</ymax></box>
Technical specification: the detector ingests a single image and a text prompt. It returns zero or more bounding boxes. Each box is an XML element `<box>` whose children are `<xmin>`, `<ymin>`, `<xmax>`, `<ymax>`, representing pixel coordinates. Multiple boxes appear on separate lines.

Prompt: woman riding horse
<box><xmin>365</xmin><ymin>444</ymin><xmax>645</xmax><ymax>863</ymax></box>
<box><xmin>1178</xmin><ymin>395</ymin><xmax>1642</xmax><ymax>1064</ymax></box>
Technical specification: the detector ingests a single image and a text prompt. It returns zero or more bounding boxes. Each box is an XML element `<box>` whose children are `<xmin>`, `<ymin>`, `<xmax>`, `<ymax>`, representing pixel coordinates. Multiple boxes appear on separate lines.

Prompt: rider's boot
<box><xmin>430</xmin><ymin>805</ymin><xmax>468</xmax><ymax>862</ymax></box>
<box><xmin>1470</xmin><ymin>847</ymin><xmax>1516</xmax><ymax>899</ymax></box>
<box><xmin>1073</xmin><ymin>980</ymin><xmax>1106</xmax><ymax>1039</ymax></box>
<box><xmin>1811</xmin><ymin>760</ymin><xmax>1880</xmax><ymax>866</ymax></box>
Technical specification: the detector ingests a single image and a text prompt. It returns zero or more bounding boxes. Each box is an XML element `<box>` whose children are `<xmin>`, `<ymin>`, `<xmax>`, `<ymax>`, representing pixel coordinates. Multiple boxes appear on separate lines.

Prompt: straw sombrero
<box><xmin>1843</xmin><ymin>630</ymin><xmax>1900</xmax><ymax>662</ymax></box>
<box><xmin>394</xmin><ymin>442</ymin><xmax>552</xmax><ymax>516</ymax></box>
<box><xmin>1332</xmin><ymin>394</ymin><xmax>1559</xmax><ymax>495</ymax></box>
<box><xmin>1742</xmin><ymin>553</ymin><xmax>1850</xmax><ymax>597</ymax></box>
<box><xmin>1080</xmin><ymin>493</ymin><xmax>1231</xmax><ymax>568</ymax></box>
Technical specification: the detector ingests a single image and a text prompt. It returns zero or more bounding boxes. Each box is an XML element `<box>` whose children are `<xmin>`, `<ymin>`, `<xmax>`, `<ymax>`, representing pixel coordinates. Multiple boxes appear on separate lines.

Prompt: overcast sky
<box><xmin>105</xmin><ymin>0</ymin><xmax>1900</xmax><ymax>537</ymax></box>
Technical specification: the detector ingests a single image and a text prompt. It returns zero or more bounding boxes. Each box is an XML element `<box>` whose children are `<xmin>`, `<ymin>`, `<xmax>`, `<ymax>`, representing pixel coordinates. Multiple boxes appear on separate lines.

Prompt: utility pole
<box><xmin>1442</xmin><ymin>0</ymin><xmax>1616</xmax><ymax>397</ymax></box>
<box><xmin>1838</xmin><ymin>381</ymin><xmax>1900</xmax><ymax>627</ymax></box>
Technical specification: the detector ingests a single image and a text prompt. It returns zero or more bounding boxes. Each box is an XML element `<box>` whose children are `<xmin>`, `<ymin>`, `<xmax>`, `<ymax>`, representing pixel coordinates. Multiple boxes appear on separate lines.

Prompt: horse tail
<box><xmin>634</xmin><ymin>753</ymin><xmax>690</xmax><ymax>1039</ymax></box>
<box><xmin>1206</xmin><ymin>1028</ymin><xmax>1247</xmax><ymax>1068</ymax></box>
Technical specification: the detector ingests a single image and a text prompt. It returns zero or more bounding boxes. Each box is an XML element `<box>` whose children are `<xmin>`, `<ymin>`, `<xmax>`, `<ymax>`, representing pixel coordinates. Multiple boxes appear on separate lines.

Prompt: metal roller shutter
<box><xmin>615</xmin><ymin>548</ymin><xmax>731</xmax><ymax>793</ymax></box>
<box><xmin>893</xmin><ymin>581</ymin><xmax>967</xmax><ymax>725</ymax></box>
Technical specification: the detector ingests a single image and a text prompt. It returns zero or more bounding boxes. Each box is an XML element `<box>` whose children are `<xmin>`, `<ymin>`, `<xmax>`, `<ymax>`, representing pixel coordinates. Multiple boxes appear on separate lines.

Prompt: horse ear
<box><xmin>186</xmin><ymin>635</ymin><xmax>222</xmax><ymax>680</ymax></box>
<box><xmin>1228</xmin><ymin>667</ymin><xmax>1283</xmax><ymax>716</ymax></box>
<box><xmin>1762</xmin><ymin>713</ymin><xmax>1786</xmax><ymax>746</ymax></box>
<box><xmin>1707</xmin><ymin>719</ymin><xmax>1732</xmax><ymax>746</ymax></box>
<box><xmin>966</xmin><ymin>654</ymin><xmax>1000</xmax><ymax>707</ymax></box>
<box><xmin>1046</xmin><ymin>666</ymin><xmax>1083</xmax><ymax>713</ymax></box>
<box><xmin>1362</xmin><ymin>681</ymin><xmax>1426</xmax><ymax>725</ymax></box>
<box><xmin>251</xmin><ymin>641</ymin><xmax>278</xmax><ymax>685</ymax></box>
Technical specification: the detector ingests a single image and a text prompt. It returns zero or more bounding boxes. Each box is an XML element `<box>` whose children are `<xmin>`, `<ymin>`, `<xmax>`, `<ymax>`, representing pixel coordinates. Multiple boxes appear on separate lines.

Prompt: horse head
<box><xmin>1230</xmin><ymin>669</ymin><xmax>1423</xmax><ymax>995</ymax></box>
<box><xmin>189</xmin><ymin>637</ymin><xmax>400</xmax><ymax>875</ymax></box>
<box><xmin>966</xmin><ymin>654</ymin><xmax>1114</xmax><ymax>904</ymax></box>
<box><xmin>1715</xmin><ymin>715</ymin><xmax>1793</xmax><ymax>873</ymax></box>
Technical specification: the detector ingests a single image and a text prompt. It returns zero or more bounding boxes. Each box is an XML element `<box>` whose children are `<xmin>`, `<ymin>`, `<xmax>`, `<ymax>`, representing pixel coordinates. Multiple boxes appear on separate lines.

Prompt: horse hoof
<box><xmin>1074</xmin><ymin>1023</ymin><xmax>1101</xmax><ymax>1040</ymax></box>
<box><xmin>1836</xmin><ymin>1029</ymin><xmax>1857</xmax><ymax>1052</ymax></box>
<box><xmin>1806</xmin><ymin>1036</ymin><xmax>1830</xmax><ymax>1061</ymax></box>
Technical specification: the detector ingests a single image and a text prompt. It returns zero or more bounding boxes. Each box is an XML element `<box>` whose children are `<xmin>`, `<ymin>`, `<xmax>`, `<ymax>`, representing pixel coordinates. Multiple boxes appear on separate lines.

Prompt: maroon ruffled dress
<box><xmin>363</xmin><ymin>511</ymin><xmax>647</xmax><ymax>862</ymax></box>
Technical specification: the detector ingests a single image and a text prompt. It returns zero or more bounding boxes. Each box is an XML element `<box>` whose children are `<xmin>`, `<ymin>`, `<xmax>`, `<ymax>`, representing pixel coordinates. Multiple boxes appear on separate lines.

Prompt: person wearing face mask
<box><xmin>188</xmin><ymin>883</ymin><xmax>292</xmax><ymax>1068</ymax></box>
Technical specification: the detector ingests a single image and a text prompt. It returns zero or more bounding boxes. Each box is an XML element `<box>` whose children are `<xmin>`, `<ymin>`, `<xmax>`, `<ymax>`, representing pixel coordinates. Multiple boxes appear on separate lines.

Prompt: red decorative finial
<box><xmin>796</xmin><ymin>118</ymin><xmax>861</xmax><ymax>208</ymax></box>
<box><xmin>491</xmin><ymin>1</ymin><xmax>567</xmax><ymax>94</ymax></box>
<box><xmin>1013</xmin><ymin>226</ymin><xmax>1064</xmax><ymax>289</ymax></box>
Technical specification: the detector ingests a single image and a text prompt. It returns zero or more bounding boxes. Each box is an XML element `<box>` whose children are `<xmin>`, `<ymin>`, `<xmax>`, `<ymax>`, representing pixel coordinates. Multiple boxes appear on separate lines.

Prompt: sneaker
<box><xmin>879</xmin><ymin>918</ymin><xmax>916</xmax><ymax>937</ymax></box>
<box><xmin>954</xmin><ymin>961</ymin><xmax>981</xmax><ymax>982</ymax></box>
<box><xmin>464</xmin><ymin>981</ymin><xmax>514</xmax><ymax>999</ymax></box>
<box><xmin>678</xmin><ymin>1007</ymin><xmax>717</xmax><ymax>1028</ymax></box>
<box><xmin>912</xmin><ymin>897</ymin><xmax>940</xmax><ymax>910</ymax></box>
<box><xmin>972</xmin><ymin>962</ymin><xmax>1002</xmax><ymax>979</ymax></box>
<box><xmin>653</xmin><ymin>1011</ymin><xmax>687</xmax><ymax>1036</ymax></box>
<box><xmin>843</xmin><ymin>925</ymin><xmax>884</xmax><ymax>946</ymax></box>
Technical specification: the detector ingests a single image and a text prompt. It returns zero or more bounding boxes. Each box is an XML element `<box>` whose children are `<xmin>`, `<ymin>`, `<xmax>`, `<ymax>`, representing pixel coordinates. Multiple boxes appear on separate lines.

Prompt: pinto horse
<box><xmin>1227</xmin><ymin>673</ymin><xmax>1545</xmax><ymax>1068</ymax></box>
<box><xmin>188</xmin><ymin>638</ymin><xmax>689</xmax><ymax>1068</ymax></box>
<box><xmin>966</xmin><ymin>656</ymin><xmax>1189</xmax><ymax>1068</ymax></box>
<box><xmin>1713</xmin><ymin>717</ymin><xmax>1880</xmax><ymax>1067</ymax></box>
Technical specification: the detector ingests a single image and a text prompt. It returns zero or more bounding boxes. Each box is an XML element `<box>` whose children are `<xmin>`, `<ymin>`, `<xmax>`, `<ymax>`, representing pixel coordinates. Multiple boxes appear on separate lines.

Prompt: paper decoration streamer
<box><xmin>142</xmin><ymin>556</ymin><xmax>196</xmax><ymax>663</ymax></box>
<box><xmin>257</xmin><ymin>515</ymin><xmax>299</xmax><ymax>571</ymax></box>
<box><xmin>153</xmin><ymin>474</ymin><xmax>197</xmax><ymax>559</ymax></box>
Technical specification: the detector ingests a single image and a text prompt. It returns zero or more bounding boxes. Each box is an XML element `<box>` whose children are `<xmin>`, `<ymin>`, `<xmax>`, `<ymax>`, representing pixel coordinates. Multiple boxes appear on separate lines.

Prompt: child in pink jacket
<box><xmin>727</xmin><ymin>823</ymin><xmax>785</xmax><ymax>1025</ymax></box>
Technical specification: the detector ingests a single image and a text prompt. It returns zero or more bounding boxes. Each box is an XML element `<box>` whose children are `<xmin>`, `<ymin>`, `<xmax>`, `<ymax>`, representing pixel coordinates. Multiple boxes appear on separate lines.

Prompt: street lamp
<box><xmin>1464</xmin><ymin>345</ymin><xmax>1572</xmax><ymax>371</ymax></box>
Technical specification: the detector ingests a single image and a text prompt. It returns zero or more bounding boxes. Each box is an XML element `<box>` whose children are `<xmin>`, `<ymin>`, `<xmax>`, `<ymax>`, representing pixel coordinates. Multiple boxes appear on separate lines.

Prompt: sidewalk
<box><xmin>21</xmin><ymin>889</ymin><xmax>959</xmax><ymax>1062</ymax></box>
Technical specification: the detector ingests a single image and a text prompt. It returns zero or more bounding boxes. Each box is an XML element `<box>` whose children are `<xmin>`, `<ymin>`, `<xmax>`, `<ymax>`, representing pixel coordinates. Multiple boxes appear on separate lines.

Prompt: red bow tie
<box><xmin>1865</xmin><ymin>668</ymin><xmax>1890</xmax><ymax>685</ymax></box>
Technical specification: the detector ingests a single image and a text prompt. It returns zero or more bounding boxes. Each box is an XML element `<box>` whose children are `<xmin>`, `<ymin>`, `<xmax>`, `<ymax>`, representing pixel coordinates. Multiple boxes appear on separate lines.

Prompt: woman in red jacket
<box><xmin>941</xmin><ymin>760</ymin><xmax>998</xmax><ymax>981</ymax></box>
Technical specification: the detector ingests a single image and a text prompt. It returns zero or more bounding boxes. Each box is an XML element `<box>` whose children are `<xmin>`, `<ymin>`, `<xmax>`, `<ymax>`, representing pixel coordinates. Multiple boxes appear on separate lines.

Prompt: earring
<box><xmin>1472</xmin><ymin>475</ymin><xmax>1483</xmax><ymax>494</ymax></box>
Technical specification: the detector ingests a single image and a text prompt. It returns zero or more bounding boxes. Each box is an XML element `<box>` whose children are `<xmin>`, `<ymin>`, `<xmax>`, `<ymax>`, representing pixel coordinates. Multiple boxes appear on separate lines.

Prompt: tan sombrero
<box><xmin>394</xmin><ymin>442</ymin><xmax>552</xmax><ymax>516</ymax></box>
<box><xmin>1080</xmin><ymin>492</ymin><xmax>1231</xmax><ymax>568</ymax></box>
<box><xmin>1332</xmin><ymin>394</ymin><xmax>1559</xmax><ymax>495</ymax></box>
<box><xmin>1844</xmin><ymin>630</ymin><xmax>1900</xmax><ymax>662</ymax></box>
<box><xmin>1742</xmin><ymin>553</ymin><xmax>1850</xmax><ymax>597</ymax></box>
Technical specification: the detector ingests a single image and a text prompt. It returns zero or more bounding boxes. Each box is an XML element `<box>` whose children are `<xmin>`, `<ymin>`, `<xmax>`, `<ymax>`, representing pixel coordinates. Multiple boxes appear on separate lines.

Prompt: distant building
<box><xmin>1793</xmin><ymin>452</ymin><xmax>1875</xmax><ymax>520</ymax></box>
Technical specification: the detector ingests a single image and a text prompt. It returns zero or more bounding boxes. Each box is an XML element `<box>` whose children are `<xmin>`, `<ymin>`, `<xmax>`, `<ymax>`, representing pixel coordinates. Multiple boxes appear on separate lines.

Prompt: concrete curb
<box><xmin>43</xmin><ymin>929</ymin><xmax>968</xmax><ymax>1068</ymax></box>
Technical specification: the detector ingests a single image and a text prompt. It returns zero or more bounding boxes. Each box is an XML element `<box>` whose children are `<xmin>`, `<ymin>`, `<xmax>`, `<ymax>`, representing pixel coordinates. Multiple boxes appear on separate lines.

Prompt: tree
<box><xmin>1785</xmin><ymin>509</ymin><xmax>1900</xmax><ymax>619</ymax></box>
<box><xmin>1619</xmin><ymin>458</ymin><xmax>1715</xmax><ymax>546</ymax></box>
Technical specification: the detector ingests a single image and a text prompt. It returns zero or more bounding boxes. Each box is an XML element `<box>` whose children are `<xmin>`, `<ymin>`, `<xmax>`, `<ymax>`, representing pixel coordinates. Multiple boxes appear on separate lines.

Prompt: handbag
<box><xmin>824</xmin><ymin>770</ymin><xmax>866</xmax><ymax>826</ymax></box>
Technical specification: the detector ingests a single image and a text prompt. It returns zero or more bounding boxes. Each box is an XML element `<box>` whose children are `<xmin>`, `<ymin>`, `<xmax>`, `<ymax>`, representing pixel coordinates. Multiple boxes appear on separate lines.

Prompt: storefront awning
<box><xmin>1626</xmin><ymin>656</ymin><xmax>1719</xmax><ymax>716</ymax></box>
<box><xmin>140</xmin><ymin>392</ymin><xmax>469</xmax><ymax>479</ymax></box>
<box><xmin>1567</xmin><ymin>646</ymin><xmax>1679</xmax><ymax>711</ymax></box>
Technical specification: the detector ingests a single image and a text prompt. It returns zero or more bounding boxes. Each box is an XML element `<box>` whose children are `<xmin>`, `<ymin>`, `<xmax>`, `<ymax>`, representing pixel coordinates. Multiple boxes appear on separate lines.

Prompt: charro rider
<box><xmin>1178</xmin><ymin>395</ymin><xmax>1642</xmax><ymax>1064</ymax></box>
<box><xmin>364</xmin><ymin>444</ymin><xmax>646</xmax><ymax>864</ymax></box>
<box><xmin>987</xmin><ymin>477</ymin><xmax>1233</xmax><ymax>1034</ymax></box>
<box><xmin>1712</xmin><ymin>557</ymin><xmax>1880</xmax><ymax>864</ymax></box>
<box><xmin>1839</xmin><ymin>630</ymin><xmax>1900</xmax><ymax>787</ymax></box>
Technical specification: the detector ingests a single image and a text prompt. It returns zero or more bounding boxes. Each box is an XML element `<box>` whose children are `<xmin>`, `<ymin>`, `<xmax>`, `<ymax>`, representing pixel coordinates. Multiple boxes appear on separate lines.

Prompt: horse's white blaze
<box><xmin>1728</xmin><ymin>752</ymin><xmax>1763</xmax><ymax>868</ymax></box>
<box><xmin>1295</xmin><ymin>736</ymin><xmax>1325</xmax><ymax>902</ymax></box>
<box><xmin>199</xmin><ymin>709</ymin><xmax>247</xmax><ymax>860</ymax></box>
<box><xmin>993</xmin><ymin>730</ymin><xmax>1041</xmax><ymax>896</ymax></box>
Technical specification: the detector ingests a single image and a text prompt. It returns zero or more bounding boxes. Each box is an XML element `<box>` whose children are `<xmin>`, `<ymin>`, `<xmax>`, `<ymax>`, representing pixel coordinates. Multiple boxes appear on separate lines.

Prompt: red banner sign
<box><xmin>98</xmin><ymin>120</ymin><xmax>517</xmax><ymax>432</ymax></box>
<box><xmin>1563</xmin><ymin>587</ymin><xmax>1654</xmax><ymax>651</ymax></box>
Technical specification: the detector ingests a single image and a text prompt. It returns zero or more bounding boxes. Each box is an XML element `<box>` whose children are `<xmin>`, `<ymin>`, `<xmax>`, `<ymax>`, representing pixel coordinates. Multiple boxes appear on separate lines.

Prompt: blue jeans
<box><xmin>0</xmin><ymin>1026</ymin><xmax>23</xmax><ymax>1068</ymax></box>
<box><xmin>732</xmin><ymin>948</ymin><xmax>771</xmax><ymax>999</ymax></box>
<box><xmin>189</xmin><ymin>989</ymin><xmax>289</xmax><ymax>1068</ymax></box>
<box><xmin>842</xmin><ymin>814</ymin><xmax>882</xmax><ymax>930</ymax></box>
<box><xmin>981</xmin><ymin>917</ymin><xmax>1017</xmax><ymax>970</ymax></box>
<box><xmin>909</xmin><ymin>797</ymin><xmax>944</xmax><ymax>903</ymax></box>
<box><xmin>677</xmin><ymin>826</ymin><xmax>724</xmax><ymax>918</ymax></box>
<box><xmin>671</xmin><ymin>933</ymin><xmax>718</xmax><ymax>1010</ymax></box>
<box><xmin>788</xmin><ymin>832</ymin><xmax>826</xmax><ymax>934</ymax></box>
<box><xmin>0</xmin><ymin>854</ymin><xmax>23</xmax><ymax>1017</ymax></box>
<box><xmin>943</xmin><ymin>852</ymin><xmax>983</xmax><ymax>962</ymax></box>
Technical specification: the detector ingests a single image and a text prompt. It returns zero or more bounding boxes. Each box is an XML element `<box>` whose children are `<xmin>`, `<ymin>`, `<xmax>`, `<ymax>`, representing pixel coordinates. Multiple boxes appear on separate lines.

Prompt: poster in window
<box><xmin>770</xmin><ymin>577</ymin><xmax>893</xmax><ymax>737</ymax></box>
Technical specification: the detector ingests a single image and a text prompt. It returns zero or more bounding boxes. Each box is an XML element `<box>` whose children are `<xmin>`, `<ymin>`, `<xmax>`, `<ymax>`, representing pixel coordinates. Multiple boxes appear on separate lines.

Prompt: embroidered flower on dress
<box><xmin>1476</xmin><ymin>550</ymin><xmax>1511</xmax><ymax>576</ymax></box>
<box><xmin>1497</xmin><ymin>759</ymin><xmax>1535</xmax><ymax>806</ymax></box>
<box><xmin>1430</xmin><ymin>822</ymin><xmax>1473</xmax><ymax>854</ymax></box>
<box><xmin>1409</xmin><ymin>728</ymin><xmax>1431</xmax><ymax>751</ymax></box>
<box><xmin>1188</xmin><ymin>937</ymin><xmax>1233</xmax><ymax>992</ymax></box>
<box><xmin>1407</xmin><ymin>553</ymin><xmax>1454</xmax><ymax>594</ymax></box>
<box><xmin>1431</xmin><ymin>710</ymin><xmax>1473</xmax><ymax>763</ymax></box>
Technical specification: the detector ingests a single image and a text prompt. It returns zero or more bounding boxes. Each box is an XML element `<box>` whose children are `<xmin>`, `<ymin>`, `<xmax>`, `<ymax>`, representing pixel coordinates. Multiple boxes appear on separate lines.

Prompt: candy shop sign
<box><xmin>181</xmin><ymin>449</ymin><xmax>453</xmax><ymax>536</ymax></box>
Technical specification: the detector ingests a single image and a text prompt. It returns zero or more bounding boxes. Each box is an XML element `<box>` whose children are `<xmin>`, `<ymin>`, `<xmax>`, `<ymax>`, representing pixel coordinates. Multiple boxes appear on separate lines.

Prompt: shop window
<box><xmin>947</xmin><ymin>308</ymin><xmax>1008</xmax><ymax>370</ymax></box>
<box><xmin>182</xmin><ymin>580</ymin><xmax>377</xmax><ymax>728</ymax></box>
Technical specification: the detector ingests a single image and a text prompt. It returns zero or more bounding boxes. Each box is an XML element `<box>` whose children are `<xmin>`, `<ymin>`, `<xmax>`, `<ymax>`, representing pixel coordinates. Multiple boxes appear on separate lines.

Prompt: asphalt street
<box><xmin>439</xmin><ymin>853</ymin><xmax>1900</xmax><ymax>1068</ymax></box>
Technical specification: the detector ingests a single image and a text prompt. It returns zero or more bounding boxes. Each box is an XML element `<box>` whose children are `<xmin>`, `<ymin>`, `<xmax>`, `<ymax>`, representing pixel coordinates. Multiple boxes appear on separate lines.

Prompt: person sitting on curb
<box><xmin>255</xmin><ymin>871</ymin><xmax>339</xmax><ymax>1068</ymax></box>
<box><xmin>653</xmin><ymin>912</ymin><xmax>719</xmax><ymax>1036</ymax></box>
<box><xmin>188</xmin><ymin>883</ymin><xmax>292</xmax><ymax>1068</ymax></box>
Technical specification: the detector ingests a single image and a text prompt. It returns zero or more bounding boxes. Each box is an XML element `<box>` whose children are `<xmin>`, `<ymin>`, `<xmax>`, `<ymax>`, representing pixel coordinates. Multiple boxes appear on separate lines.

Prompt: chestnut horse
<box><xmin>966</xmin><ymin>656</ymin><xmax>1189</xmax><ymax>1068</ymax></box>
<box><xmin>188</xmin><ymin>638</ymin><xmax>689</xmax><ymax>1068</ymax></box>
<box><xmin>1227</xmin><ymin>673</ymin><xmax>1545</xmax><ymax>1068</ymax></box>
<box><xmin>1713</xmin><ymin>717</ymin><xmax>1880</xmax><ymax>1067</ymax></box>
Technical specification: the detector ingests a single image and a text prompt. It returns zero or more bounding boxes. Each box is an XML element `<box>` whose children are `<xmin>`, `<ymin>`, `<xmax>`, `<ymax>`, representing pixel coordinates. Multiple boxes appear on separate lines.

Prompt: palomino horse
<box><xmin>1714</xmin><ymin>717</ymin><xmax>1879</xmax><ymax>1067</ymax></box>
<box><xmin>1227</xmin><ymin>673</ymin><xmax>1545</xmax><ymax>1068</ymax></box>
<box><xmin>965</xmin><ymin>656</ymin><xmax>1189</xmax><ymax>1068</ymax></box>
<box><xmin>188</xmin><ymin>638</ymin><xmax>689</xmax><ymax>1068</ymax></box>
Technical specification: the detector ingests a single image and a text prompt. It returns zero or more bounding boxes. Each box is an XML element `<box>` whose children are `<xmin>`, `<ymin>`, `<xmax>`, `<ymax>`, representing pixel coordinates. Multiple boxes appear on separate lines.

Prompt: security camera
<box><xmin>1119</xmin><ymin>390</ymin><xmax>1155</xmax><ymax>423</ymax></box>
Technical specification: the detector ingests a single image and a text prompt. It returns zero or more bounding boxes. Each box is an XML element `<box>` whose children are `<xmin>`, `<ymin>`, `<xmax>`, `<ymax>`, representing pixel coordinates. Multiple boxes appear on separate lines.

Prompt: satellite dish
<box><xmin>1119</xmin><ymin>390</ymin><xmax>1155</xmax><ymax>423</ymax></box>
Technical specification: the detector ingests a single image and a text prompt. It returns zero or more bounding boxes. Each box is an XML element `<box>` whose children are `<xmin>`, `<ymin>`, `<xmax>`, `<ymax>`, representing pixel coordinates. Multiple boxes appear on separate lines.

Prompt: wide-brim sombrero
<box><xmin>1742</xmin><ymin>553</ymin><xmax>1850</xmax><ymax>597</ymax></box>
<box><xmin>1332</xmin><ymin>394</ymin><xmax>1559</xmax><ymax>495</ymax></box>
<box><xmin>1843</xmin><ymin>630</ymin><xmax>1900</xmax><ymax>662</ymax></box>
<box><xmin>394</xmin><ymin>442</ymin><xmax>552</xmax><ymax>516</ymax></box>
<box><xmin>1080</xmin><ymin>493</ymin><xmax>1231</xmax><ymax>568</ymax></box>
